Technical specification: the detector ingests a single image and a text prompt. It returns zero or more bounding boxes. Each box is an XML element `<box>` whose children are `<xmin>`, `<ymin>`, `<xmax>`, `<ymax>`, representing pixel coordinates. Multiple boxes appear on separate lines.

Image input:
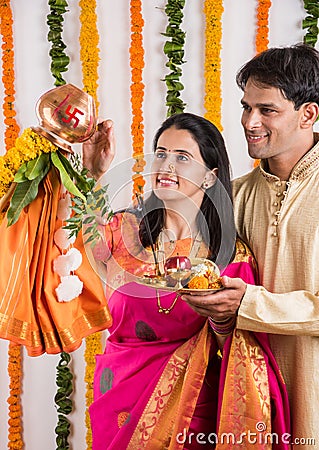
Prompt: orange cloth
<box><xmin>0</xmin><ymin>168</ymin><xmax>112</xmax><ymax>356</ymax></box>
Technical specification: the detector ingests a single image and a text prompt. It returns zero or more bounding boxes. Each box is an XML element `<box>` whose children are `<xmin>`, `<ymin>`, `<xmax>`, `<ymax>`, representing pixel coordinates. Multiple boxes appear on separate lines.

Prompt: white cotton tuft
<box><xmin>53</xmin><ymin>248</ymin><xmax>83</xmax><ymax>277</ymax></box>
<box><xmin>55</xmin><ymin>275</ymin><xmax>83</xmax><ymax>302</ymax></box>
<box><xmin>57</xmin><ymin>193</ymin><xmax>72</xmax><ymax>221</ymax></box>
<box><xmin>54</xmin><ymin>227</ymin><xmax>76</xmax><ymax>250</ymax></box>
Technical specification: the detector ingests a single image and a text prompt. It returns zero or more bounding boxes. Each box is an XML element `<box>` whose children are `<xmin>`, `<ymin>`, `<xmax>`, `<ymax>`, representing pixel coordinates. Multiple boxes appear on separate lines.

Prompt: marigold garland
<box><xmin>84</xmin><ymin>334</ymin><xmax>103</xmax><ymax>449</ymax></box>
<box><xmin>256</xmin><ymin>0</ymin><xmax>271</xmax><ymax>54</ymax></box>
<box><xmin>0</xmin><ymin>7</ymin><xmax>23</xmax><ymax>446</ymax></box>
<box><xmin>0</xmin><ymin>0</ymin><xmax>20</xmax><ymax>151</ymax></box>
<box><xmin>203</xmin><ymin>0</ymin><xmax>224</xmax><ymax>131</ymax></box>
<box><xmin>78</xmin><ymin>1</ymin><xmax>103</xmax><ymax>448</ymax></box>
<box><xmin>7</xmin><ymin>343</ymin><xmax>23</xmax><ymax>450</ymax></box>
<box><xmin>130</xmin><ymin>0</ymin><xmax>146</xmax><ymax>199</ymax></box>
<box><xmin>79</xmin><ymin>0</ymin><xmax>100</xmax><ymax>110</ymax></box>
<box><xmin>0</xmin><ymin>127</ymin><xmax>57</xmax><ymax>200</ymax></box>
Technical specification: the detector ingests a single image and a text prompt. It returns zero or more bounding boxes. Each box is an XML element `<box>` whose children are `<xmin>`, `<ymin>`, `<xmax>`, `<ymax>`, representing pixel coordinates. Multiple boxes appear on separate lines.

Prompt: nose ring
<box><xmin>168</xmin><ymin>163</ymin><xmax>175</xmax><ymax>173</ymax></box>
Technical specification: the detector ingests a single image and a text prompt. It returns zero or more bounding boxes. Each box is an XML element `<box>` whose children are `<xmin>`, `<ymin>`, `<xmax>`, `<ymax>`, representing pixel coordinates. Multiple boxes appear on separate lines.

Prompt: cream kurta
<box><xmin>233</xmin><ymin>134</ymin><xmax>319</xmax><ymax>449</ymax></box>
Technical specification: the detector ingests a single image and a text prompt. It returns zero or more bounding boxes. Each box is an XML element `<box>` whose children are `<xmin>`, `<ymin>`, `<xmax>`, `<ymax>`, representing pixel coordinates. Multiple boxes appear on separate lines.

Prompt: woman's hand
<box><xmin>82</xmin><ymin>119</ymin><xmax>115</xmax><ymax>181</ymax></box>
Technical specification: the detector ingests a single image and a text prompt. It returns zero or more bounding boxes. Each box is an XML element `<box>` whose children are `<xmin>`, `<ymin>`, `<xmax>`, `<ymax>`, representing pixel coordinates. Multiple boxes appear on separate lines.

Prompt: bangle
<box><xmin>208</xmin><ymin>316</ymin><xmax>236</xmax><ymax>336</ymax></box>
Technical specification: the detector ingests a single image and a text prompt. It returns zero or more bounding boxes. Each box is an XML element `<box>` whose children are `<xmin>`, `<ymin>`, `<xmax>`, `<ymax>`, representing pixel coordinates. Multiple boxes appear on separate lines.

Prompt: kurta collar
<box><xmin>259</xmin><ymin>132</ymin><xmax>319</xmax><ymax>182</ymax></box>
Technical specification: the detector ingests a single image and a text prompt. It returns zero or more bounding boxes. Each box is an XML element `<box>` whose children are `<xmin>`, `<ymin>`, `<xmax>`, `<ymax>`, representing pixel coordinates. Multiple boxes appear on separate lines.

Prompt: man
<box><xmin>183</xmin><ymin>43</ymin><xmax>319</xmax><ymax>448</ymax></box>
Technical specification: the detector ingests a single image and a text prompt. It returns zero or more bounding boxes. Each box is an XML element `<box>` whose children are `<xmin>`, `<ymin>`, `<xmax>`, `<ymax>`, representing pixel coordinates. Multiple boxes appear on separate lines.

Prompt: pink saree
<box><xmin>89</xmin><ymin>213</ymin><xmax>291</xmax><ymax>449</ymax></box>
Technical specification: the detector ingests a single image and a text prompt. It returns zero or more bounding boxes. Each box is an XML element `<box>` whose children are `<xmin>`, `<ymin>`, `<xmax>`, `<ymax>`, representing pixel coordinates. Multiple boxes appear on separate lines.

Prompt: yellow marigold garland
<box><xmin>0</xmin><ymin>0</ymin><xmax>20</xmax><ymax>151</ymax></box>
<box><xmin>203</xmin><ymin>0</ymin><xmax>224</xmax><ymax>131</ymax></box>
<box><xmin>79</xmin><ymin>0</ymin><xmax>100</xmax><ymax>110</ymax></box>
<box><xmin>0</xmin><ymin>126</ymin><xmax>57</xmax><ymax>219</ymax></box>
<box><xmin>130</xmin><ymin>0</ymin><xmax>146</xmax><ymax>199</ymax></box>
<box><xmin>256</xmin><ymin>0</ymin><xmax>271</xmax><ymax>54</ymax></box>
<box><xmin>84</xmin><ymin>334</ymin><xmax>103</xmax><ymax>449</ymax></box>
<box><xmin>7</xmin><ymin>343</ymin><xmax>23</xmax><ymax>450</ymax></box>
<box><xmin>79</xmin><ymin>2</ymin><xmax>102</xmax><ymax>448</ymax></box>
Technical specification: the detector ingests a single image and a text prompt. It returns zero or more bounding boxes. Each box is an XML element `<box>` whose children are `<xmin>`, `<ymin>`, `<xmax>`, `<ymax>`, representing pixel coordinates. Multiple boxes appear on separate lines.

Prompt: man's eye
<box><xmin>262</xmin><ymin>108</ymin><xmax>275</xmax><ymax>114</ymax></box>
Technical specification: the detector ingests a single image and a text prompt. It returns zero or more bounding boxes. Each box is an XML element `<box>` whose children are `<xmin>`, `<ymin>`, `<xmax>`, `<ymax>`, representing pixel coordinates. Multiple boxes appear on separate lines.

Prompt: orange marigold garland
<box><xmin>7</xmin><ymin>343</ymin><xmax>23</xmax><ymax>450</ymax></box>
<box><xmin>256</xmin><ymin>0</ymin><xmax>271</xmax><ymax>54</ymax></box>
<box><xmin>130</xmin><ymin>0</ymin><xmax>146</xmax><ymax>199</ymax></box>
<box><xmin>1</xmin><ymin>2</ymin><xmax>23</xmax><ymax>448</ymax></box>
<box><xmin>78</xmin><ymin>1</ymin><xmax>103</xmax><ymax>448</ymax></box>
<box><xmin>203</xmin><ymin>0</ymin><xmax>224</xmax><ymax>131</ymax></box>
<box><xmin>0</xmin><ymin>0</ymin><xmax>20</xmax><ymax>151</ymax></box>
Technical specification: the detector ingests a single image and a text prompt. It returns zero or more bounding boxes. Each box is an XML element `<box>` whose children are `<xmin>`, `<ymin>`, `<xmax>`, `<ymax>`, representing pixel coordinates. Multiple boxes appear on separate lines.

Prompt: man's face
<box><xmin>240</xmin><ymin>78</ymin><xmax>305</xmax><ymax>162</ymax></box>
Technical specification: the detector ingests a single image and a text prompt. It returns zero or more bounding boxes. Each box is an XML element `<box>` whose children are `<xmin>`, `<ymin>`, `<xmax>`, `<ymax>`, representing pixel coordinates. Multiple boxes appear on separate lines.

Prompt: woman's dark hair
<box><xmin>139</xmin><ymin>112</ymin><xmax>236</xmax><ymax>267</ymax></box>
<box><xmin>236</xmin><ymin>43</ymin><xmax>319</xmax><ymax>110</ymax></box>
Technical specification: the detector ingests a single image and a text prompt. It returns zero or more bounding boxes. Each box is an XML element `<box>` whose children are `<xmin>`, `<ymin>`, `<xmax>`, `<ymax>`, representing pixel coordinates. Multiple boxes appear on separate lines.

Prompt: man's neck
<box><xmin>267</xmin><ymin>136</ymin><xmax>315</xmax><ymax>181</ymax></box>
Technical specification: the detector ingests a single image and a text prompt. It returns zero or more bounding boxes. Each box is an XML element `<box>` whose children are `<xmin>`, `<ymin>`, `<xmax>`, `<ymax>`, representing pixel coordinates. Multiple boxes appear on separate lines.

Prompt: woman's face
<box><xmin>151</xmin><ymin>127</ymin><xmax>209</xmax><ymax>207</ymax></box>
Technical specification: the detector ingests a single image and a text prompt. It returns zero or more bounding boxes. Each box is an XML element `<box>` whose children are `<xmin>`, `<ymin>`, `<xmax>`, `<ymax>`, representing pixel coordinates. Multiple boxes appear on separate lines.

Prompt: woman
<box><xmin>84</xmin><ymin>113</ymin><xmax>290</xmax><ymax>449</ymax></box>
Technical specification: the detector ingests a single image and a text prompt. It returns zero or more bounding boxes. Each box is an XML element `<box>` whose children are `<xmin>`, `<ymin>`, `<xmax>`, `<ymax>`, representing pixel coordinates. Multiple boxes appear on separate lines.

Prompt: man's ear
<box><xmin>300</xmin><ymin>102</ymin><xmax>319</xmax><ymax>129</ymax></box>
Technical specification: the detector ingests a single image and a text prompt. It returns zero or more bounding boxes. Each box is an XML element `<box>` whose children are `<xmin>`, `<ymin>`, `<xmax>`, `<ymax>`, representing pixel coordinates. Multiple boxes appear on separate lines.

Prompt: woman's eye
<box><xmin>176</xmin><ymin>154</ymin><xmax>188</xmax><ymax>162</ymax></box>
<box><xmin>155</xmin><ymin>151</ymin><xmax>166</xmax><ymax>159</ymax></box>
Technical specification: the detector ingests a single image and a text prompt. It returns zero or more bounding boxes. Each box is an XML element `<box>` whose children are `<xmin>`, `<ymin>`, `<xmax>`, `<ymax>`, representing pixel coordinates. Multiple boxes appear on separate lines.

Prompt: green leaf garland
<box><xmin>303</xmin><ymin>0</ymin><xmax>319</xmax><ymax>46</ymax></box>
<box><xmin>47</xmin><ymin>0</ymin><xmax>70</xmax><ymax>86</ymax></box>
<box><xmin>162</xmin><ymin>0</ymin><xmax>186</xmax><ymax>116</ymax></box>
<box><xmin>54</xmin><ymin>352</ymin><xmax>73</xmax><ymax>450</ymax></box>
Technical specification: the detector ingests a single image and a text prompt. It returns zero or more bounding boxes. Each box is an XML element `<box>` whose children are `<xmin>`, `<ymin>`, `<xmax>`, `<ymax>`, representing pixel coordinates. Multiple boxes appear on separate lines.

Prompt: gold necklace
<box><xmin>156</xmin><ymin>290</ymin><xmax>180</xmax><ymax>314</ymax></box>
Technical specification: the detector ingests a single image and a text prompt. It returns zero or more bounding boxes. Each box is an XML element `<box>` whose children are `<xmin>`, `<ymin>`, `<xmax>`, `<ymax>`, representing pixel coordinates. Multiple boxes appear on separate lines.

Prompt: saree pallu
<box><xmin>0</xmin><ymin>168</ymin><xmax>112</xmax><ymax>356</ymax></box>
<box><xmin>89</xmin><ymin>238</ymin><xmax>291</xmax><ymax>449</ymax></box>
<box><xmin>217</xmin><ymin>330</ymin><xmax>290</xmax><ymax>450</ymax></box>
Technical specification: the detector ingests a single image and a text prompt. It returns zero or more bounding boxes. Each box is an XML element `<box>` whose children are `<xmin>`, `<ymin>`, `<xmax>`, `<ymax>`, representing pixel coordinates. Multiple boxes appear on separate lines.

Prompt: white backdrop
<box><xmin>0</xmin><ymin>1</ymin><xmax>318</xmax><ymax>449</ymax></box>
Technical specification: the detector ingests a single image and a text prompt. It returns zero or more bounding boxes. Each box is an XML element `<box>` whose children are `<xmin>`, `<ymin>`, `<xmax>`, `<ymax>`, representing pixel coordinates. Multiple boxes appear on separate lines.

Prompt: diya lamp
<box><xmin>164</xmin><ymin>255</ymin><xmax>192</xmax><ymax>289</ymax></box>
<box><xmin>32</xmin><ymin>83</ymin><xmax>97</xmax><ymax>151</ymax></box>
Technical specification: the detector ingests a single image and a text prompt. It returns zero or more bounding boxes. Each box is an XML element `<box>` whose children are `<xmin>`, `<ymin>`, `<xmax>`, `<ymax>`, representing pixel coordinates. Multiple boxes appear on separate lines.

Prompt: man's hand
<box><xmin>181</xmin><ymin>276</ymin><xmax>247</xmax><ymax>320</ymax></box>
<box><xmin>82</xmin><ymin>119</ymin><xmax>115</xmax><ymax>181</ymax></box>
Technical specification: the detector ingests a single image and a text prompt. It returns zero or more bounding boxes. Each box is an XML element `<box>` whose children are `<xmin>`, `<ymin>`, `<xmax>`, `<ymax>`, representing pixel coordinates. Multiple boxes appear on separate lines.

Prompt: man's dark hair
<box><xmin>236</xmin><ymin>43</ymin><xmax>319</xmax><ymax>110</ymax></box>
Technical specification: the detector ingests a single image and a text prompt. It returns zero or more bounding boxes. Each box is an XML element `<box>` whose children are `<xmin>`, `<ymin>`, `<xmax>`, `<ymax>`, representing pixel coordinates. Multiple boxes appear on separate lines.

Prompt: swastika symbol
<box><xmin>61</xmin><ymin>105</ymin><xmax>84</xmax><ymax>128</ymax></box>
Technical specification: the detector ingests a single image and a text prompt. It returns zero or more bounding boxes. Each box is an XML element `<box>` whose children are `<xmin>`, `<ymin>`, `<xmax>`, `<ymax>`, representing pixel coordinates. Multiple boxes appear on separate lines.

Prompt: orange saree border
<box><xmin>128</xmin><ymin>322</ymin><xmax>212</xmax><ymax>449</ymax></box>
<box><xmin>0</xmin><ymin>306</ymin><xmax>112</xmax><ymax>356</ymax></box>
